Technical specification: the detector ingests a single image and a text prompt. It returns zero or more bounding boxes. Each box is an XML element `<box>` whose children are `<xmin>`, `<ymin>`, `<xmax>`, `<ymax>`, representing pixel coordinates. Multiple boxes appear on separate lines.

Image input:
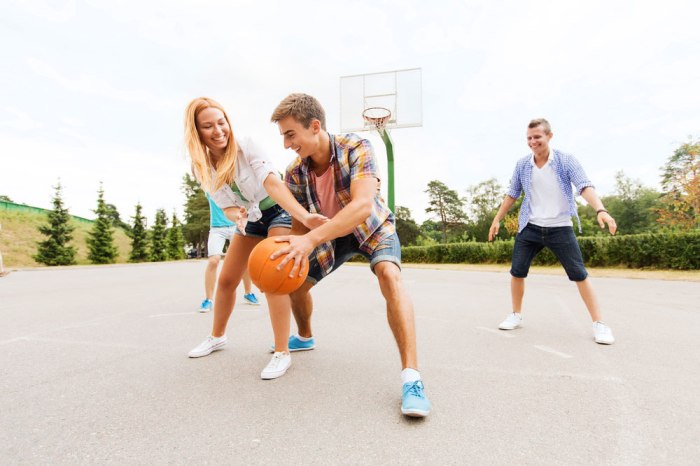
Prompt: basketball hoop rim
<box><xmin>362</xmin><ymin>106</ymin><xmax>392</xmax><ymax>129</ymax></box>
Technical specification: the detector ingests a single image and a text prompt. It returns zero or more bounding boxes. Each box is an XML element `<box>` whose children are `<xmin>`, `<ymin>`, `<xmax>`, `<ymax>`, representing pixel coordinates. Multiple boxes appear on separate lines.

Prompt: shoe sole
<box><xmin>244</xmin><ymin>301</ymin><xmax>261</xmax><ymax>306</ymax></box>
<box><xmin>268</xmin><ymin>345</ymin><xmax>315</xmax><ymax>353</ymax></box>
<box><xmin>261</xmin><ymin>364</ymin><xmax>291</xmax><ymax>380</ymax></box>
<box><xmin>595</xmin><ymin>339</ymin><xmax>615</xmax><ymax>345</ymax></box>
<box><xmin>498</xmin><ymin>324</ymin><xmax>521</xmax><ymax>330</ymax></box>
<box><xmin>401</xmin><ymin>408</ymin><xmax>430</xmax><ymax>418</ymax></box>
<box><xmin>188</xmin><ymin>342</ymin><xmax>226</xmax><ymax>358</ymax></box>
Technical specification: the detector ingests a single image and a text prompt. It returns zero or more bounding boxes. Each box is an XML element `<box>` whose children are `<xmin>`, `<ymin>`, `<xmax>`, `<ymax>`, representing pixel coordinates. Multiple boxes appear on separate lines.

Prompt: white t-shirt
<box><xmin>528</xmin><ymin>151</ymin><xmax>573</xmax><ymax>227</ymax></box>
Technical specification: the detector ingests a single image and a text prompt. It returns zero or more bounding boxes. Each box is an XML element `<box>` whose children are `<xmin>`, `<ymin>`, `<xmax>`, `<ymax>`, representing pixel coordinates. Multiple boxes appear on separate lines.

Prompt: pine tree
<box><xmin>128</xmin><ymin>203</ymin><xmax>149</xmax><ymax>262</ymax></box>
<box><xmin>181</xmin><ymin>173</ymin><xmax>210</xmax><ymax>257</ymax></box>
<box><xmin>34</xmin><ymin>182</ymin><xmax>77</xmax><ymax>266</ymax></box>
<box><xmin>87</xmin><ymin>184</ymin><xmax>118</xmax><ymax>264</ymax></box>
<box><xmin>149</xmin><ymin>209</ymin><xmax>168</xmax><ymax>262</ymax></box>
<box><xmin>166</xmin><ymin>211</ymin><xmax>186</xmax><ymax>260</ymax></box>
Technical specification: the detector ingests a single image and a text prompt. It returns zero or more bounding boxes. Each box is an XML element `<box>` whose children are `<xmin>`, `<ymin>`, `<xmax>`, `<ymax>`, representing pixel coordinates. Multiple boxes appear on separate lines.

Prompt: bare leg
<box><xmin>211</xmin><ymin>235</ymin><xmax>259</xmax><ymax>337</ymax></box>
<box><xmin>242</xmin><ymin>269</ymin><xmax>253</xmax><ymax>295</ymax></box>
<box><xmin>511</xmin><ymin>277</ymin><xmax>525</xmax><ymax>313</ymax></box>
<box><xmin>575</xmin><ymin>278</ymin><xmax>602</xmax><ymax>322</ymax></box>
<box><xmin>204</xmin><ymin>255</ymin><xmax>220</xmax><ymax>300</ymax></box>
<box><xmin>289</xmin><ymin>280</ymin><xmax>315</xmax><ymax>338</ymax></box>
<box><xmin>265</xmin><ymin>226</ymin><xmax>295</xmax><ymax>352</ymax></box>
<box><xmin>374</xmin><ymin>262</ymin><xmax>417</xmax><ymax>370</ymax></box>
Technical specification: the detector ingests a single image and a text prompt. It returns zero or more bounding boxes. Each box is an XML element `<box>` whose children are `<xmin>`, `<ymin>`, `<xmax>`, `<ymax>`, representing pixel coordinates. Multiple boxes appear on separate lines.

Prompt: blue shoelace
<box><xmin>404</xmin><ymin>381</ymin><xmax>426</xmax><ymax>398</ymax></box>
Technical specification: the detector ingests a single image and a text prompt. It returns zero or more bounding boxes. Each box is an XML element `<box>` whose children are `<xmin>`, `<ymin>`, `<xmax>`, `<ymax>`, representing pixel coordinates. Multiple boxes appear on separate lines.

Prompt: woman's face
<box><xmin>196</xmin><ymin>107</ymin><xmax>230</xmax><ymax>153</ymax></box>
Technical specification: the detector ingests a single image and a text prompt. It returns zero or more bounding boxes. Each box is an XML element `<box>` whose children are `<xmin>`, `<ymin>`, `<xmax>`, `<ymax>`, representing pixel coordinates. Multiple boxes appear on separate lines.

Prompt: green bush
<box><xmin>401</xmin><ymin>232</ymin><xmax>700</xmax><ymax>270</ymax></box>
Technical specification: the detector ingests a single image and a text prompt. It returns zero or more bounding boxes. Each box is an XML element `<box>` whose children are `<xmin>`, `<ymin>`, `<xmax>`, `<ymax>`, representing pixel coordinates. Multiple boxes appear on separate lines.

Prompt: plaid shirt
<box><xmin>285</xmin><ymin>133</ymin><xmax>395</xmax><ymax>277</ymax></box>
<box><xmin>507</xmin><ymin>149</ymin><xmax>594</xmax><ymax>233</ymax></box>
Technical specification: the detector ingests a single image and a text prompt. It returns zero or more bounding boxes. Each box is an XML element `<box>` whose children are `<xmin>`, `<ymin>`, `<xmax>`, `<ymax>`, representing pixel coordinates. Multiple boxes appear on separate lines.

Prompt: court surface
<box><xmin>1</xmin><ymin>261</ymin><xmax>698</xmax><ymax>464</ymax></box>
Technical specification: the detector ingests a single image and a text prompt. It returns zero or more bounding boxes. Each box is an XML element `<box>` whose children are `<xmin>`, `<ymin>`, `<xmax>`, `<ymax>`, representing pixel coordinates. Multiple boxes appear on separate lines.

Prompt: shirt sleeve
<box><xmin>568</xmin><ymin>155</ymin><xmax>595</xmax><ymax>194</ymax></box>
<box><xmin>241</xmin><ymin>137</ymin><xmax>278</xmax><ymax>187</ymax></box>
<box><xmin>349</xmin><ymin>139</ymin><xmax>378</xmax><ymax>181</ymax></box>
<box><xmin>284</xmin><ymin>164</ymin><xmax>309</xmax><ymax>209</ymax></box>
<box><xmin>209</xmin><ymin>185</ymin><xmax>239</xmax><ymax>209</ymax></box>
<box><xmin>506</xmin><ymin>160</ymin><xmax>523</xmax><ymax>199</ymax></box>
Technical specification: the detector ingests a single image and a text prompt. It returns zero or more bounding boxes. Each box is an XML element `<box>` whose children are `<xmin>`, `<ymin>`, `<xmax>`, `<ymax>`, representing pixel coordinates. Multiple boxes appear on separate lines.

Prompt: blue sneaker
<box><xmin>243</xmin><ymin>293</ymin><xmax>261</xmax><ymax>305</ymax></box>
<box><xmin>401</xmin><ymin>380</ymin><xmax>431</xmax><ymax>417</ymax></box>
<box><xmin>269</xmin><ymin>334</ymin><xmax>315</xmax><ymax>353</ymax></box>
<box><xmin>198</xmin><ymin>299</ymin><xmax>213</xmax><ymax>313</ymax></box>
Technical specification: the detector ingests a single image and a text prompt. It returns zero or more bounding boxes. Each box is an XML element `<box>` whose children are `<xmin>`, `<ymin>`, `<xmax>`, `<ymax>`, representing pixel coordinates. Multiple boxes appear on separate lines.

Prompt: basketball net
<box><xmin>362</xmin><ymin>107</ymin><xmax>391</xmax><ymax>135</ymax></box>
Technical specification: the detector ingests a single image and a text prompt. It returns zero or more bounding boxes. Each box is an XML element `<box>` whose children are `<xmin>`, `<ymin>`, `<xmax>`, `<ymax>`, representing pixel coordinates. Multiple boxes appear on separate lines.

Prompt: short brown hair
<box><xmin>270</xmin><ymin>93</ymin><xmax>326</xmax><ymax>130</ymax></box>
<box><xmin>528</xmin><ymin>118</ymin><xmax>551</xmax><ymax>134</ymax></box>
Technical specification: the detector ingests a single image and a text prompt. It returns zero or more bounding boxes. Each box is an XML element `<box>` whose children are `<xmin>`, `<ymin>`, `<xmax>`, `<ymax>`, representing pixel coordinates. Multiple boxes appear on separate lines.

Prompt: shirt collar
<box><xmin>530</xmin><ymin>148</ymin><xmax>555</xmax><ymax>167</ymax></box>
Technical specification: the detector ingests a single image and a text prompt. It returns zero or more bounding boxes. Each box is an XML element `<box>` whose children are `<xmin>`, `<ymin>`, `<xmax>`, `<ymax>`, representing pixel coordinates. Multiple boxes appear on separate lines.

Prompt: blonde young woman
<box><xmin>184</xmin><ymin>97</ymin><xmax>326</xmax><ymax>379</ymax></box>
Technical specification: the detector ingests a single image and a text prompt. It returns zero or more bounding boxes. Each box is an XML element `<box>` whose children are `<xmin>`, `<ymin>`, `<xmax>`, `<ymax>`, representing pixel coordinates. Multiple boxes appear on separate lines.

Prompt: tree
<box><xmin>181</xmin><ymin>174</ymin><xmax>210</xmax><ymax>257</ymax></box>
<box><xmin>394</xmin><ymin>206</ymin><xmax>421</xmax><ymax>246</ymax></box>
<box><xmin>87</xmin><ymin>184</ymin><xmax>118</xmax><ymax>264</ymax></box>
<box><xmin>425</xmin><ymin>180</ymin><xmax>467</xmax><ymax>243</ymax></box>
<box><xmin>104</xmin><ymin>203</ymin><xmax>131</xmax><ymax>231</ymax></box>
<box><xmin>34</xmin><ymin>182</ymin><xmax>77</xmax><ymax>266</ymax></box>
<box><xmin>166</xmin><ymin>211</ymin><xmax>186</xmax><ymax>260</ymax></box>
<box><xmin>464</xmin><ymin>178</ymin><xmax>505</xmax><ymax>241</ymax></box>
<box><xmin>128</xmin><ymin>203</ymin><xmax>149</xmax><ymax>262</ymax></box>
<box><xmin>656</xmin><ymin>138</ymin><xmax>699</xmax><ymax>231</ymax></box>
<box><xmin>0</xmin><ymin>195</ymin><xmax>13</xmax><ymax>202</ymax></box>
<box><xmin>149</xmin><ymin>209</ymin><xmax>168</xmax><ymax>262</ymax></box>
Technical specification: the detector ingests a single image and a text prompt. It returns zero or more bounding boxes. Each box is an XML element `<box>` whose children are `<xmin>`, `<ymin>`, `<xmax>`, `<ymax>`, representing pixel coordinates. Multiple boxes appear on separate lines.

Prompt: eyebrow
<box><xmin>283</xmin><ymin>130</ymin><xmax>294</xmax><ymax>135</ymax></box>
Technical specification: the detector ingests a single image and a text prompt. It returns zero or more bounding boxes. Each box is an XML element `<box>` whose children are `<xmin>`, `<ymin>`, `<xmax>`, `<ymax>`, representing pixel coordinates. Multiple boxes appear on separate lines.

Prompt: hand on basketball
<box><xmin>488</xmin><ymin>221</ymin><xmax>500</xmax><ymax>242</ymax></box>
<box><xmin>270</xmin><ymin>234</ymin><xmax>314</xmax><ymax>278</ymax></box>
<box><xmin>302</xmin><ymin>212</ymin><xmax>329</xmax><ymax>230</ymax></box>
<box><xmin>598</xmin><ymin>211</ymin><xmax>617</xmax><ymax>235</ymax></box>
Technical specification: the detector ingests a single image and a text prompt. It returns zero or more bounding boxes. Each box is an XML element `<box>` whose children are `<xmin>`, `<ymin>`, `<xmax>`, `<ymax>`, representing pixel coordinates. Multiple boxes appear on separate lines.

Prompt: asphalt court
<box><xmin>1</xmin><ymin>261</ymin><xmax>698</xmax><ymax>464</ymax></box>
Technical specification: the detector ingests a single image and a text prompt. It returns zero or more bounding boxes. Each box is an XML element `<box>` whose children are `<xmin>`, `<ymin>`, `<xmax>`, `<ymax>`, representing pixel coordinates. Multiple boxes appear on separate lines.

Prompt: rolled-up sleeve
<box><xmin>209</xmin><ymin>185</ymin><xmax>240</xmax><ymax>209</ymax></box>
<box><xmin>506</xmin><ymin>161</ymin><xmax>523</xmax><ymax>199</ymax></box>
<box><xmin>242</xmin><ymin>137</ymin><xmax>278</xmax><ymax>187</ymax></box>
<box><xmin>568</xmin><ymin>155</ymin><xmax>595</xmax><ymax>194</ymax></box>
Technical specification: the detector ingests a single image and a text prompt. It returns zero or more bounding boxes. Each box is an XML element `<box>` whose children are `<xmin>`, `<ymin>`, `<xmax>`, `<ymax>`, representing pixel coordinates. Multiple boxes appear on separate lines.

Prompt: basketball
<box><xmin>248</xmin><ymin>237</ymin><xmax>309</xmax><ymax>295</ymax></box>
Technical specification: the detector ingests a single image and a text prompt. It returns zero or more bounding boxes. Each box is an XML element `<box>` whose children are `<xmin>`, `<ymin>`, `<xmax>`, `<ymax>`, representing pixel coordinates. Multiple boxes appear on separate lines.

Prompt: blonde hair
<box><xmin>528</xmin><ymin>118</ymin><xmax>552</xmax><ymax>135</ymax></box>
<box><xmin>270</xmin><ymin>93</ymin><xmax>326</xmax><ymax>130</ymax></box>
<box><xmin>184</xmin><ymin>97</ymin><xmax>238</xmax><ymax>193</ymax></box>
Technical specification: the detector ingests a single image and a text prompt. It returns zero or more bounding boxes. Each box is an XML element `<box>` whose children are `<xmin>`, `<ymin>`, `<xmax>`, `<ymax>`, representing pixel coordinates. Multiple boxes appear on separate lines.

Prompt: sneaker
<box><xmin>401</xmin><ymin>380</ymin><xmax>431</xmax><ymax>417</ymax></box>
<box><xmin>243</xmin><ymin>293</ymin><xmax>260</xmax><ymax>305</ymax></box>
<box><xmin>261</xmin><ymin>352</ymin><xmax>291</xmax><ymax>379</ymax></box>
<box><xmin>269</xmin><ymin>334</ymin><xmax>315</xmax><ymax>353</ymax></box>
<box><xmin>198</xmin><ymin>299</ymin><xmax>213</xmax><ymax>313</ymax></box>
<box><xmin>188</xmin><ymin>335</ymin><xmax>227</xmax><ymax>358</ymax></box>
<box><xmin>498</xmin><ymin>312</ymin><xmax>523</xmax><ymax>330</ymax></box>
<box><xmin>593</xmin><ymin>321</ymin><xmax>615</xmax><ymax>345</ymax></box>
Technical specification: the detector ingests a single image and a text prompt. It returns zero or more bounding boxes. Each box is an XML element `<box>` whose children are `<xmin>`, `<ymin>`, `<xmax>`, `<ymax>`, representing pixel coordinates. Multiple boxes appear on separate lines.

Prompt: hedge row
<box><xmin>400</xmin><ymin>232</ymin><xmax>700</xmax><ymax>270</ymax></box>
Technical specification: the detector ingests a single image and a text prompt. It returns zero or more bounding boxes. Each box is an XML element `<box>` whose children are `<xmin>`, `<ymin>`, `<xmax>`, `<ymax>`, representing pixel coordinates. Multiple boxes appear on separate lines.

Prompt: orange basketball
<box><xmin>248</xmin><ymin>237</ymin><xmax>309</xmax><ymax>295</ymax></box>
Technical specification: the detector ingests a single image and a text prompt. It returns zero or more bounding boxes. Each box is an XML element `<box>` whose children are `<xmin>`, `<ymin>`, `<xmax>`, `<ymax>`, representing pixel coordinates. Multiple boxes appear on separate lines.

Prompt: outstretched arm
<box><xmin>580</xmin><ymin>187</ymin><xmax>617</xmax><ymax>235</ymax></box>
<box><xmin>263</xmin><ymin>174</ymin><xmax>328</xmax><ymax>230</ymax></box>
<box><xmin>488</xmin><ymin>195</ymin><xmax>517</xmax><ymax>241</ymax></box>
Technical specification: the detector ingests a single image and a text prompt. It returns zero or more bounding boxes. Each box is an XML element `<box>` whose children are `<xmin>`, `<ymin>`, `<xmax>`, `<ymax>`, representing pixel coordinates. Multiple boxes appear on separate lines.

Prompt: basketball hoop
<box><xmin>362</xmin><ymin>107</ymin><xmax>392</xmax><ymax>133</ymax></box>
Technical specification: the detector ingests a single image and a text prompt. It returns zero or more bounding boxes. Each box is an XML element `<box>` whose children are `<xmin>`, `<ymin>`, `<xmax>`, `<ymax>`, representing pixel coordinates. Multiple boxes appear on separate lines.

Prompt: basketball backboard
<box><xmin>340</xmin><ymin>68</ymin><xmax>422</xmax><ymax>133</ymax></box>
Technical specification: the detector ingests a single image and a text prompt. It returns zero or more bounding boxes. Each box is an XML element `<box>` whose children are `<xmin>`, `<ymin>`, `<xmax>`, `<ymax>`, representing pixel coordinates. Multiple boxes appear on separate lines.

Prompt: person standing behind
<box><xmin>489</xmin><ymin>118</ymin><xmax>617</xmax><ymax>345</ymax></box>
<box><xmin>199</xmin><ymin>194</ymin><xmax>259</xmax><ymax>313</ymax></box>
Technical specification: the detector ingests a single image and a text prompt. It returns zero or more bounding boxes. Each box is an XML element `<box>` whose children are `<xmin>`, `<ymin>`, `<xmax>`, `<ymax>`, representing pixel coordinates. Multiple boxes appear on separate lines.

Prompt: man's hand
<box><xmin>270</xmin><ymin>234</ymin><xmax>316</xmax><ymax>278</ymax></box>
<box><xmin>302</xmin><ymin>212</ymin><xmax>329</xmax><ymax>230</ymax></box>
<box><xmin>488</xmin><ymin>220</ymin><xmax>500</xmax><ymax>242</ymax></box>
<box><xmin>597</xmin><ymin>211</ymin><xmax>617</xmax><ymax>235</ymax></box>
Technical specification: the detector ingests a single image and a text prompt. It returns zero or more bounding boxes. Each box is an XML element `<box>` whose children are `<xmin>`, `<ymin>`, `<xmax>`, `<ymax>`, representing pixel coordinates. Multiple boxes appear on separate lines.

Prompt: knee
<box><xmin>375</xmin><ymin>263</ymin><xmax>402</xmax><ymax>293</ymax></box>
<box><xmin>207</xmin><ymin>256</ymin><xmax>220</xmax><ymax>268</ymax></box>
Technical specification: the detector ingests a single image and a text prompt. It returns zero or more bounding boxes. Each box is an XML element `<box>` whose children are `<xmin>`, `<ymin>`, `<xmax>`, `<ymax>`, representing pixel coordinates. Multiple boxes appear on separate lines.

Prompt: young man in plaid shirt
<box><xmin>269</xmin><ymin>93</ymin><xmax>431</xmax><ymax>417</ymax></box>
<box><xmin>489</xmin><ymin>118</ymin><xmax>617</xmax><ymax>345</ymax></box>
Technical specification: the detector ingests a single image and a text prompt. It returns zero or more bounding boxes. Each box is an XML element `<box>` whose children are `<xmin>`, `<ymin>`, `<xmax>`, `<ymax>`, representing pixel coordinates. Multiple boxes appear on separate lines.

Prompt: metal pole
<box><xmin>378</xmin><ymin>128</ymin><xmax>394</xmax><ymax>213</ymax></box>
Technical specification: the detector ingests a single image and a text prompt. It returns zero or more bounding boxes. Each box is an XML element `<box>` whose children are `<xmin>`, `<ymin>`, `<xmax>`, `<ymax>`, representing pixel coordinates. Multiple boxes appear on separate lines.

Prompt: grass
<box><xmin>1</xmin><ymin>210</ymin><xmax>133</xmax><ymax>268</ymax></box>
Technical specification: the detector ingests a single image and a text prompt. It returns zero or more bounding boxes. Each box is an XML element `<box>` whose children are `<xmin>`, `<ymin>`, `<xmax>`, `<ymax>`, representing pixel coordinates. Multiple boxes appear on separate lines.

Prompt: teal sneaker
<box><xmin>198</xmin><ymin>299</ymin><xmax>213</xmax><ymax>313</ymax></box>
<box><xmin>401</xmin><ymin>380</ymin><xmax>431</xmax><ymax>417</ymax></box>
<box><xmin>269</xmin><ymin>334</ymin><xmax>315</xmax><ymax>353</ymax></box>
<box><xmin>243</xmin><ymin>293</ymin><xmax>261</xmax><ymax>305</ymax></box>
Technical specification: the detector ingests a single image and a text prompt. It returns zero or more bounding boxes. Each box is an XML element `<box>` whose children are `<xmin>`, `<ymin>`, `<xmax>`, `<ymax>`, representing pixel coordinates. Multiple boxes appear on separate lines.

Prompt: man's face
<box><xmin>527</xmin><ymin>125</ymin><xmax>552</xmax><ymax>155</ymax></box>
<box><xmin>277</xmin><ymin>116</ymin><xmax>320</xmax><ymax>159</ymax></box>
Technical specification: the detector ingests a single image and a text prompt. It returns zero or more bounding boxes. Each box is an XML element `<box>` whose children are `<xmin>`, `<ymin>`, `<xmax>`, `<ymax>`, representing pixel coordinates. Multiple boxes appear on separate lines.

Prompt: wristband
<box><xmin>596</xmin><ymin>209</ymin><xmax>608</xmax><ymax>215</ymax></box>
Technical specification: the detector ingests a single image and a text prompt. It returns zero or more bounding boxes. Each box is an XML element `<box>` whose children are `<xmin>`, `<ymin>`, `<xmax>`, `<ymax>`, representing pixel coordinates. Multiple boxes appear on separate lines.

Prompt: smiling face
<box><xmin>196</xmin><ymin>107</ymin><xmax>230</xmax><ymax>155</ymax></box>
<box><xmin>277</xmin><ymin>115</ymin><xmax>323</xmax><ymax>160</ymax></box>
<box><xmin>527</xmin><ymin>125</ymin><xmax>553</xmax><ymax>158</ymax></box>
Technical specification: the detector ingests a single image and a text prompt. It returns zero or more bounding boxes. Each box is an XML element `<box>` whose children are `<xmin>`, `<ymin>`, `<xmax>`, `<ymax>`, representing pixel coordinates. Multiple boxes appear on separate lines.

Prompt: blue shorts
<box><xmin>234</xmin><ymin>204</ymin><xmax>292</xmax><ymax>238</ymax></box>
<box><xmin>306</xmin><ymin>232</ymin><xmax>402</xmax><ymax>285</ymax></box>
<box><xmin>510</xmin><ymin>223</ymin><xmax>588</xmax><ymax>281</ymax></box>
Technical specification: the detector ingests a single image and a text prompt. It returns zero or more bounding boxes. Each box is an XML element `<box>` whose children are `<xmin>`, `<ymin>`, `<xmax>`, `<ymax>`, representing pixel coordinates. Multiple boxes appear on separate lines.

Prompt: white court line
<box><xmin>475</xmin><ymin>326</ymin><xmax>516</xmax><ymax>338</ymax></box>
<box><xmin>533</xmin><ymin>345</ymin><xmax>573</xmax><ymax>359</ymax></box>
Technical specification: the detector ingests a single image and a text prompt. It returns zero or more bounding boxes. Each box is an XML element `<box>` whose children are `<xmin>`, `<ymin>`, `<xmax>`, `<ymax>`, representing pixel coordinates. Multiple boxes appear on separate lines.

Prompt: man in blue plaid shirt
<box><xmin>489</xmin><ymin>118</ymin><xmax>617</xmax><ymax>345</ymax></box>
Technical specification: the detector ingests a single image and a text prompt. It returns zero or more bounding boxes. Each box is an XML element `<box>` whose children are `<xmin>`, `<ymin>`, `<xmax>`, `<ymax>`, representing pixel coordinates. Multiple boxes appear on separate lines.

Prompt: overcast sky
<box><xmin>2</xmin><ymin>0</ymin><xmax>699</xmax><ymax>224</ymax></box>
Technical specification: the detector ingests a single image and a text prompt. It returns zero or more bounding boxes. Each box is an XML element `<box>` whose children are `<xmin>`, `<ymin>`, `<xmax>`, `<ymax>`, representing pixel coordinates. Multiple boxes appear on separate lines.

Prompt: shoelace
<box><xmin>404</xmin><ymin>381</ymin><xmax>425</xmax><ymax>398</ymax></box>
<box><xmin>268</xmin><ymin>353</ymin><xmax>287</xmax><ymax>368</ymax></box>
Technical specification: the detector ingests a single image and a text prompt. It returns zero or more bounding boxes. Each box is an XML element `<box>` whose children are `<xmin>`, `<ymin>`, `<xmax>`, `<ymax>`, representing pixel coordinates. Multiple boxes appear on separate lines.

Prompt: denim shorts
<box><xmin>234</xmin><ymin>204</ymin><xmax>292</xmax><ymax>238</ymax></box>
<box><xmin>306</xmin><ymin>231</ymin><xmax>402</xmax><ymax>284</ymax></box>
<box><xmin>511</xmin><ymin>223</ymin><xmax>588</xmax><ymax>281</ymax></box>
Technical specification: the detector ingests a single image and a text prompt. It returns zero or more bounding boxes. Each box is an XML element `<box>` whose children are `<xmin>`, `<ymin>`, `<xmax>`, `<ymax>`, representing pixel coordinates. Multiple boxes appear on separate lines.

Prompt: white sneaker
<box><xmin>188</xmin><ymin>335</ymin><xmax>227</xmax><ymax>358</ymax></box>
<box><xmin>593</xmin><ymin>322</ymin><xmax>615</xmax><ymax>345</ymax></box>
<box><xmin>261</xmin><ymin>352</ymin><xmax>291</xmax><ymax>379</ymax></box>
<box><xmin>498</xmin><ymin>312</ymin><xmax>523</xmax><ymax>330</ymax></box>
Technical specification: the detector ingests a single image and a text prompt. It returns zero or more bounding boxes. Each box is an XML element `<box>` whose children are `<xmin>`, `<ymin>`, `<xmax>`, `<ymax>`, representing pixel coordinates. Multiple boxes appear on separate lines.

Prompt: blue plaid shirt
<box><xmin>507</xmin><ymin>149</ymin><xmax>594</xmax><ymax>233</ymax></box>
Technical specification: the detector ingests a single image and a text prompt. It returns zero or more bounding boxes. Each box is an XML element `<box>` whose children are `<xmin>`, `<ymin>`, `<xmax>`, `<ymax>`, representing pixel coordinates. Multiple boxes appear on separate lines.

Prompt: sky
<box><xmin>1</xmin><ymin>0</ymin><xmax>699</xmax><ymax>224</ymax></box>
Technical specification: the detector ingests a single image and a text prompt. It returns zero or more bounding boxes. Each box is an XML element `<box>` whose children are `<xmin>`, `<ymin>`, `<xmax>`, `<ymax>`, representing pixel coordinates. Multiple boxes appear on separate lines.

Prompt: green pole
<box><xmin>378</xmin><ymin>128</ymin><xmax>394</xmax><ymax>213</ymax></box>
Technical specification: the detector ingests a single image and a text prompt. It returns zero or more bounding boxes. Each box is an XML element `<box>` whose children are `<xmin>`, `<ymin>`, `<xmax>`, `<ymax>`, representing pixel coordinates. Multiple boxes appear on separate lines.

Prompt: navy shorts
<box><xmin>510</xmin><ymin>223</ymin><xmax>588</xmax><ymax>281</ymax></box>
<box><xmin>306</xmin><ymin>232</ymin><xmax>402</xmax><ymax>285</ymax></box>
<box><xmin>234</xmin><ymin>204</ymin><xmax>292</xmax><ymax>238</ymax></box>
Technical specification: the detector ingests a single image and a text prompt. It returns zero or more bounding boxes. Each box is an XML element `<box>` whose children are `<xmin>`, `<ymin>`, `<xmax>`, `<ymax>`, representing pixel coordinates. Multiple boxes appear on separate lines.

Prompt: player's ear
<box><xmin>311</xmin><ymin>119</ymin><xmax>321</xmax><ymax>134</ymax></box>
